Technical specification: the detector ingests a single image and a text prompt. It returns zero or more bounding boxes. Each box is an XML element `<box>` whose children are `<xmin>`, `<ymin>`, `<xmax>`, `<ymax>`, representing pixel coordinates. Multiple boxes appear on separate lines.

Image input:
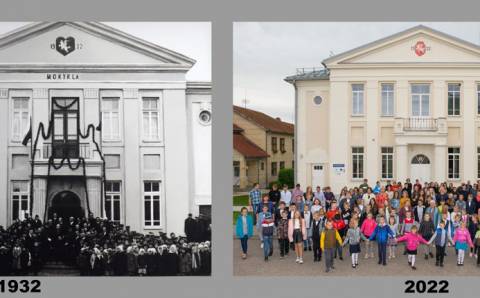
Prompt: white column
<box><xmin>0</xmin><ymin>89</ymin><xmax>8</xmax><ymax>226</ymax></box>
<box><xmin>163</xmin><ymin>89</ymin><xmax>190</xmax><ymax>234</ymax></box>
<box><xmin>463</xmin><ymin>80</ymin><xmax>475</xmax><ymax>181</ymax></box>
<box><xmin>366</xmin><ymin>80</ymin><xmax>379</xmax><ymax>182</ymax></box>
<box><xmin>434</xmin><ymin>145</ymin><xmax>447</xmax><ymax>182</ymax></box>
<box><xmin>87</xmin><ymin>178</ymin><xmax>101</xmax><ymax>217</ymax></box>
<box><xmin>32</xmin><ymin>178</ymin><xmax>47</xmax><ymax>220</ymax></box>
<box><xmin>396</xmin><ymin>144</ymin><xmax>408</xmax><ymax>182</ymax></box>
<box><xmin>123</xmin><ymin>88</ymin><xmax>141</xmax><ymax>232</ymax></box>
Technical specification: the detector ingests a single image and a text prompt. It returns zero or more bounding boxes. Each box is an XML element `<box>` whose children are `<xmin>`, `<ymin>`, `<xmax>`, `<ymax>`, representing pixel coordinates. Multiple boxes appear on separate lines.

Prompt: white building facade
<box><xmin>286</xmin><ymin>25</ymin><xmax>480</xmax><ymax>193</ymax></box>
<box><xmin>0</xmin><ymin>22</ymin><xmax>211</xmax><ymax>234</ymax></box>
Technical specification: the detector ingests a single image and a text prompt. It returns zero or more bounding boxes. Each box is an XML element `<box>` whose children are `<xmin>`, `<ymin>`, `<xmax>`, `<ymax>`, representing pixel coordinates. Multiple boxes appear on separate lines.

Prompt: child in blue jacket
<box><xmin>368</xmin><ymin>216</ymin><xmax>394</xmax><ymax>266</ymax></box>
<box><xmin>236</xmin><ymin>207</ymin><xmax>254</xmax><ymax>259</ymax></box>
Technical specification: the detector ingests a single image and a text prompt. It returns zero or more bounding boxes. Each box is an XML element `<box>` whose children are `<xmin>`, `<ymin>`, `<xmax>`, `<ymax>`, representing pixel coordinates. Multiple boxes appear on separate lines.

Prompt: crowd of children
<box><xmin>236</xmin><ymin>179</ymin><xmax>480</xmax><ymax>272</ymax></box>
<box><xmin>0</xmin><ymin>213</ymin><xmax>212</xmax><ymax>276</ymax></box>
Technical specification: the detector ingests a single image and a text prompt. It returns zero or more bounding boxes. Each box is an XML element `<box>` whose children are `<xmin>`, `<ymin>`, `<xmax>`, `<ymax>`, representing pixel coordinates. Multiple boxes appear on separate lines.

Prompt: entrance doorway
<box><xmin>411</xmin><ymin>154</ymin><xmax>431</xmax><ymax>183</ymax></box>
<box><xmin>49</xmin><ymin>191</ymin><xmax>84</xmax><ymax>219</ymax></box>
<box><xmin>311</xmin><ymin>164</ymin><xmax>326</xmax><ymax>188</ymax></box>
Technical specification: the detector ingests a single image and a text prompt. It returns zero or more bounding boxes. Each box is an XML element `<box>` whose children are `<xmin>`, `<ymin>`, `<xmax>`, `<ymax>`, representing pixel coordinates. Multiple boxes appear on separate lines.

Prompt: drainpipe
<box><xmin>293</xmin><ymin>80</ymin><xmax>298</xmax><ymax>185</ymax></box>
<box><xmin>265</xmin><ymin>133</ymin><xmax>268</xmax><ymax>188</ymax></box>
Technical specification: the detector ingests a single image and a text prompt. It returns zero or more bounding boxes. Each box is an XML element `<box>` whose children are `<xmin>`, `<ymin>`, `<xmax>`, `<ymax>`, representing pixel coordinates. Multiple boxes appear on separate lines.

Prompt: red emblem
<box><xmin>414</xmin><ymin>41</ymin><xmax>426</xmax><ymax>56</ymax></box>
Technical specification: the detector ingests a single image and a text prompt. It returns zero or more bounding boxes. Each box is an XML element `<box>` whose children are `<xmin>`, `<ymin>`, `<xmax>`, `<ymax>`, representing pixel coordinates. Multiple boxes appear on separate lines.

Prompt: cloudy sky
<box><xmin>0</xmin><ymin>22</ymin><xmax>211</xmax><ymax>81</ymax></box>
<box><xmin>234</xmin><ymin>22</ymin><xmax>480</xmax><ymax>123</ymax></box>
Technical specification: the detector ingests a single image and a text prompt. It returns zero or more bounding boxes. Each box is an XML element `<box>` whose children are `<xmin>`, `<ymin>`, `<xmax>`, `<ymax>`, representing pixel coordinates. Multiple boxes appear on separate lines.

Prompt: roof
<box><xmin>0</xmin><ymin>22</ymin><xmax>196</xmax><ymax>71</ymax></box>
<box><xmin>322</xmin><ymin>24</ymin><xmax>480</xmax><ymax>65</ymax></box>
<box><xmin>233</xmin><ymin>124</ymin><xmax>244</xmax><ymax>133</ymax></box>
<box><xmin>233</xmin><ymin>105</ymin><xmax>294</xmax><ymax>135</ymax></box>
<box><xmin>284</xmin><ymin>67</ymin><xmax>330</xmax><ymax>83</ymax></box>
<box><xmin>233</xmin><ymin>133</ymin><xmax>269</xmax><ymax>158</ymax></box>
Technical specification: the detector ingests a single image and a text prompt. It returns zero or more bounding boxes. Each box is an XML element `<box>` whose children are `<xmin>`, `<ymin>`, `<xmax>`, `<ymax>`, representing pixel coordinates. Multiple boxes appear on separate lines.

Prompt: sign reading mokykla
<box><xmin>51</xmin><ymin>36</ymin><xmax>83</xmax><ymax>56</ymax></box>
<box><xmin>46</xmin><ymin>73</ymin><xmax>80</xmax><ymax>80</ymax></box>
<box><xmin>411</xmin><ymin>40</ymin><xmax>430</xmax><ymax>56</ymax></box>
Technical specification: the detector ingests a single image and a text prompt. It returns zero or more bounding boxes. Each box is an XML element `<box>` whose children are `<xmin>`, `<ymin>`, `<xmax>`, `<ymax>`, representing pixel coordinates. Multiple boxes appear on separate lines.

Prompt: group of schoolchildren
<box><xmin>236</xmin><ymin>180</ymin><xmax>480</xmax><ymax>273</ymax></box>
<box><xmin>0</xmin><ymin>213</ymin><xmax>211</xmax><ymax>276</ymax></box>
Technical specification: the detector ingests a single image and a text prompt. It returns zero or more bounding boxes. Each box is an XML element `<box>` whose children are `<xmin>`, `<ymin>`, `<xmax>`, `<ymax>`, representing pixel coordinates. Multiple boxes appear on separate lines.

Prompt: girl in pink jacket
<box><xmin>452</xmin><ymin>221</ymin><xmax>474</xmax><ymax>266</ymax></box>
<box><xmin>360</xmin><ymin>213</ymin><xmax>377</xmax><ymax>259</ymax></box>
<box><xmin>396</xmin><ymin>225</ymin><xmax>428</xmax><ymax>270</ymax></box>
<box><xmin>288</xmin><ymin>211</ymin><xmax>307</xmax><ymax>264</ymax></box>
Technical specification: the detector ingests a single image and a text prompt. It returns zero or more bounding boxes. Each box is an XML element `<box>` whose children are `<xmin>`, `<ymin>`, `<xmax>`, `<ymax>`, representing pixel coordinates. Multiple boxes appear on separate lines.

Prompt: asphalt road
<box><xmin>234</xmin><ymin>237</ymin><xmax>480</xmax><ymax>276</ymax></box>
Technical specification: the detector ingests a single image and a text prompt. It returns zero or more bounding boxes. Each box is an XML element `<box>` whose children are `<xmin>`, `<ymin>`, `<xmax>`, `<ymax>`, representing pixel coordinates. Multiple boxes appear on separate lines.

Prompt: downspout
<box><xmin>265</xmin><ymin>133</ymin><xmax>268</xmax><ymax>187</ymax></box>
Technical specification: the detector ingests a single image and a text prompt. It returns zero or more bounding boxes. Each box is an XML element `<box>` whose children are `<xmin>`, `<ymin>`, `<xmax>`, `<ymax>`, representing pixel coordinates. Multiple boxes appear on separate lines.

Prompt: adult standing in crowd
<box><xmin>249</xmin><ymin>183</ymin><xmax>262</xmax><ymax>224</ymax></box>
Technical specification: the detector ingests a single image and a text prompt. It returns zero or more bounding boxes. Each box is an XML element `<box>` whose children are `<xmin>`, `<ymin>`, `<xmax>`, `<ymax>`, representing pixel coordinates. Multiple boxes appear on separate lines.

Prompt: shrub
<box><xmin>278</xmin><ymin>168</ymin><xmax>294</xmax><ymax>188</ymax></box>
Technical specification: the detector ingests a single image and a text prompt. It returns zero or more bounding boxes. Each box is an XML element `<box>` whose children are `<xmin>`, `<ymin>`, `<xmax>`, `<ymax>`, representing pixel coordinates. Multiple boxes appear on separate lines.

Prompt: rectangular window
<box><xmin>271</xmin><ymin>137</ymin><xmax>278</xmax><ymax>152</ymax></box>
<box><xmin>142</xmin><ymin>97</ymin><xmax>160</xmax><ymax>141</ymax></box>
<box><xmin>260</xmin><ymin>162</ymin><xmax>264</xmax><ymax>171</ymax></box>
<box><xmin>280</xmin><ymin>138</ymin><xmax>286</xmax><ymax>153</ymax></box>
<box><xmin>12</xmin><ymin>98</ymin><xmax>29</xmax><ymax>141</ymax></box>
<box><xmin>271</xmin><ymin>162</ymin><xmax>277</xmax><ymax>176</ymax></box>
<box><xmin>12</xmin><ymin>154</ymin><xmax>29</xmax><ymax>169</ymax></box>
<box><xmin>352</xmin><ymin>147</ymin><xmax>364</xmax><ymax>179</ymax></box>
<box><xmin>233</xmin><ymin>161</ymin><xmax>240</xmax><ymax>177</ymax></box>
<box><xmin>448</xmin><ymin>147</ymin><xmax>460</xmax><ymax>179</ymax></box>
<box><xmin>279</xmin><ymin>161</ymin><xmax>285</xmax><ymax>170</ymax></box>
<box><xmin>448</xmin><ymin>83</ymin><xmax>461</xmax><ymax>116</ymax></box>
<box><xmin>381</xmin><ymin>83</ymin><xmax>394</xmax><ymax>116</ymax></box>
<box><xmin>381</xmin><ymin>147</ymin><xmax>394</xmax><ymax>179</ymax></box>
<box><xmin>352</xmin><ymin>84</ymin><xmax>364</xmax><ymax>116</ymax></box>
<box><xmin>477</xmin><ymin>84</ymin><xmax>480</xmax><ymax>115</ymax></box>
<box><xmin>104</xmin><ymin>154</ymin><xmax>121</xmax><ymax>169</ymax></box>
<box><xmin>411</xmin><ymin>84</ymin><xmax>430</xmax><ymax>116</ymax></box>
<box><xmin>101</xmin><ymin>98</ymin><xmax>120</xmax><ymax>141</ymax></box>
<box><xmin>105</xmin><ymin>181</ymin><xmax>121</xmax><ymax>224</ymax></box>
<box><xmin>144</xmin><ymin>181</ymin><xmax>161</xmax><ymax>227</ymax></box>
<box><xmin>11</xmin><ymin>181</ymin><xmax>29</xmax><ymax>221</ymax></box>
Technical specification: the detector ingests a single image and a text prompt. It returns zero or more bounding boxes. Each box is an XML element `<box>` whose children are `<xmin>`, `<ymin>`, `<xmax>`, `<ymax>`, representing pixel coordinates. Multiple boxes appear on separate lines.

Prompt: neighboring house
<box><xmin>0</xmin><ymin>22</ymin><xmax>211</xmax><ymax>234</ymax></box>
<box><xmin>233</xmin><ymin>124</ymin><xmax>268</xmax><ymax>189</ymax></box>
<box><xmin>286</xmin><ymin>24</ymin><xmax>480</xmax><ymax>193</ymax></box>
<box><xmin>233</xmin><ymin>105</ymin><xmax>294</xmax><ymax>188</ymax></box>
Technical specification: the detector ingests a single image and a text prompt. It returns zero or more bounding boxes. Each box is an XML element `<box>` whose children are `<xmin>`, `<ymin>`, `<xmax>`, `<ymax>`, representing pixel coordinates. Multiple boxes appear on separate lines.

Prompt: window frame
<box><xmin>11</xmin><ymin>95</ymin><xmax>31</xmax><ymax>143</ymax></box>
<box><xmin>271</xmin><ymin>162</ymin><xmax>278</xmax><ymax>176</ymax></box>
<box><xmin>101</xmin><ymin>95</ymin><xmax>121</xmax><ymax>142</ymax></box>
<box><xmin>447</xmin><ymin>83</ymin><xmax>461</xmax><ymax>117</ymax></box>
<box><xmin>351</xmin><ymin>83</ymin><xmax>365</xmax><ymax>116</ymax></box>
<box><xmin>448</xmin><ymin>147</ymin><xmax>460</xmax><ymax>180</ymax></box>
<box><xmin>410</xmin><ymin>83</ymin><xmax>431</xmax><ymax>117</ymax></box>
<box><xmin>11</xmin><ymin>181</ymin><xmax>30</xmax><ymax>222</ymax></box>
<box><xmin>141</xmin><ymin>94</ymin><xmax>163</xmax><ymax>142</ymax></box>
<box><xmin>271</xmin><ymin>137</ymin><xmax>278</xmax><ymax>153</ymax></box>
<box><xmin>143</xmin><ymin>181</ymin><xmax>162</xmax><ymax>229</ymax></box>
<box><xmin>380</xmin><ymin>83</ymin><xmax>395</xmax><ymax>117</ymax></box>
<box><xmin>381</xmin><ymin>147</ymin><xmax>394</xmax><ymax>179</ymax></box>
<box><xmin>280</xmin><ymin>138</ymin><xmax>286</xmax><ymax>153</ymax></box>
<box><xmin>104</xmin><ymin>181</ymin><xmax>122</xmax><ymax>224</ymax></box>
<box><xmin>352</xmin><ymin>147</ymin><xmax>364</xmax><ymax>180</ymax></box>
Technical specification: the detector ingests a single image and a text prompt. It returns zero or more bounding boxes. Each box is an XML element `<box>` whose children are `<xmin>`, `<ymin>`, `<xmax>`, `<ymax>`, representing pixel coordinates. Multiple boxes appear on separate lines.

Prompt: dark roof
<box><xmin>284</xmin><ymin>68</ymin><xmax>330</xmax><ymax>83</ymax></box>
<box><xmin>233</xmin><ymin>124</ymin><xmax>244</xmax><ymax>133</ymax></box>
<box><xmin>233</xmin><ymin>134</ymin><xmax>269</xmax><ymax>158</ymax></box>
<box><xmin>233</xmin><ymin>106</ymin><xmax>294</xmax><ymax>135</ymax></box>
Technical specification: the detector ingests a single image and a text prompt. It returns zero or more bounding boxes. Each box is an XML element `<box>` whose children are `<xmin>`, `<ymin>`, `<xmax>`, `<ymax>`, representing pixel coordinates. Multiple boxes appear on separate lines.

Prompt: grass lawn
<box><xmin>233</xmin><ymin>195</ymin><xmax>249</xmax><ymax>206</ymax></box>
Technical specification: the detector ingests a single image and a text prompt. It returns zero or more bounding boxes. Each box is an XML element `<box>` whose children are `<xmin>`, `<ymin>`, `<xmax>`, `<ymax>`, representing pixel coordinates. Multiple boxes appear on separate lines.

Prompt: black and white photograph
<box><xmin>0</xmin><ymin>21</ymin><xmax>212</xmax><ymax>276</ymax></box>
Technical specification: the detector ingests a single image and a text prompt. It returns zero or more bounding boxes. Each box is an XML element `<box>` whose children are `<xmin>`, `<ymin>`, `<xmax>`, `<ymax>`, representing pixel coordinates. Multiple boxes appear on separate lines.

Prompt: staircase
<box><xmin>38</xmin><ymin>261</ymin><xmax>80</xmax><ymax>276</ymax></box>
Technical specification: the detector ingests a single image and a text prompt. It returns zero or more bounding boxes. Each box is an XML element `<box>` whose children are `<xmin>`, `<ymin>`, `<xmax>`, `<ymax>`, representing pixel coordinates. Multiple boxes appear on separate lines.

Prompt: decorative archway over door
<box><xmin>49</xmin><ymin>191</ymin><xmax>84</xmax><ymax>219</ymax></box>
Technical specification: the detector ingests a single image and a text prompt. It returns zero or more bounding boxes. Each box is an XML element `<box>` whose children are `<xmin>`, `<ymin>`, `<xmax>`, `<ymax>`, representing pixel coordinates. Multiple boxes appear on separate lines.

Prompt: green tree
<box><xmin>277</xmin><ymin>168</ymin><xmax>294</xmax><ymax>188</ymax></box>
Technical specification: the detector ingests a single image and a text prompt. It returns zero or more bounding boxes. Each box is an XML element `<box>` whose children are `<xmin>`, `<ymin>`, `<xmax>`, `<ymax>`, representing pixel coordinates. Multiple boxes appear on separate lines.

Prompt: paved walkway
<box><xmin>234</xmin><ymin>238</ymin><xmax>480</xmax><ymax>276</ymax></box>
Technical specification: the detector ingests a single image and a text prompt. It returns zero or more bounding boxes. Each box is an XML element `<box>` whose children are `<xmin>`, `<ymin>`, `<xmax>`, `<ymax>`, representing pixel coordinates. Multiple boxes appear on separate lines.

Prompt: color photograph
<box><xmin>233</xmin><ymin>22</ymin><xmax>480</xmax><ymax>276</ymax></box>
<box><xmin>0</xmin><ymin>21</ymin><xmax>212</xmax><ymax>276</ymax></box>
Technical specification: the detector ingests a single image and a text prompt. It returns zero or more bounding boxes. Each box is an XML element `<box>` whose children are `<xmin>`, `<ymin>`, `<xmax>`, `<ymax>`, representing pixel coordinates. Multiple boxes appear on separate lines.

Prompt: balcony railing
<box><xmin>38</xmin><ymin>143</ymin><xmax>92</xmax><ymax>159</ymax></box>
<box><xmin>403</xmin><ymin>117</ymin><xmax>438</xmax><ymax>131</ymax></box>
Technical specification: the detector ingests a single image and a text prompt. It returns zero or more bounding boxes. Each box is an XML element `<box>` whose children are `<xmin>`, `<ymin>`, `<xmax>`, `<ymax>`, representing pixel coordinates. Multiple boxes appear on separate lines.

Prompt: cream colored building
<box><xmin>233</xmin><ymin>106</ymin><xmax>294</xmax><ymax>189</ymax></box>
<box><xmin>286</xmin><ymin>25</ymin><xmax>480</xmax><ymax>193</ymax></box>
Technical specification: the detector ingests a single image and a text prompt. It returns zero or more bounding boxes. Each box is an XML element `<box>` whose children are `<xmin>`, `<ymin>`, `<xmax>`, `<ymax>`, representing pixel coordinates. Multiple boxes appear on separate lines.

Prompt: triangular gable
<box><xmin>323</xmin><ymin>25</ymin><xmax>480</xmax><ymax>66</ymax></box>
<box><xmin>0</xmin><ymin>22</ymin><xmax>195</xmax><ymax>71</ymax></box>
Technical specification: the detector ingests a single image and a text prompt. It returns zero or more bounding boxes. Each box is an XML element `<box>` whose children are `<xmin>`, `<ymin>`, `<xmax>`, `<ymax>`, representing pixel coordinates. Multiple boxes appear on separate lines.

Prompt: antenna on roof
<box><xmin>242</xmin><ymin>89</ymin><xmax>249</xmax><ymax>108</ymax></box>
<box><xmin>329</xmin><ymin>51</ymin><xmax>335</xmax><ymax>57</ymax></box>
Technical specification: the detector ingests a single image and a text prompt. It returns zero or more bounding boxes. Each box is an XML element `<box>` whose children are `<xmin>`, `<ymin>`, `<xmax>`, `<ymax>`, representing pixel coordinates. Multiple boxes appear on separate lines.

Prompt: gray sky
<box><xmin>0</xmin><ymin>22</ymin><xmax>211</xmax><ymax>81</ymax></box>
<box><xmin>234</xmin><ymin>22</ymin><xmax>480</xmax><ymax>123</ymax></box>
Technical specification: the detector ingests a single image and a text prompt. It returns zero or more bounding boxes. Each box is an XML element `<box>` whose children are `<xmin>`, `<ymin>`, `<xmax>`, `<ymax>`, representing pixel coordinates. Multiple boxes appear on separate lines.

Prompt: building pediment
<box><xmin>0</xmin><ymin>22</ymin><xmax>195</xmax><ymax>72</ymax></box>
<box><xmin>323</xmin><ymin>25</ymin><xmax>480</xmax><ymax>67</ymax></box>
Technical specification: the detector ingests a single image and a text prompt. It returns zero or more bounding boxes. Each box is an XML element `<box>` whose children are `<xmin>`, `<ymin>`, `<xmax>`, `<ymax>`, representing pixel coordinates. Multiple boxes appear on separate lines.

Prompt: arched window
<box><xmin>411</xmin><ymin>154</ymin><xmax>430</xmax><ymax>164</ymax></box>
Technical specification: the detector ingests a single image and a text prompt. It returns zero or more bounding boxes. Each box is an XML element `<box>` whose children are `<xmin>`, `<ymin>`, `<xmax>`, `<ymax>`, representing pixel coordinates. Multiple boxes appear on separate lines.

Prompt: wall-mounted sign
<box><xmin>51</xmin><ymin>37</ymin><xmax>83</xmax><ymax>56</ymax></box>
<box><xmin>411</xmin><ymin>41</ymin><xmax>430</xmax><ymax>57</ymax></box>
<box><xmin>46</xmin><ymin>73</ymin><xmax>80</xmax><ymax>80</ymax></box>
<box><xmin>332</xmin><ymin>163</ymin><xmax>345</xmax><ymax>175</ymax></box>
